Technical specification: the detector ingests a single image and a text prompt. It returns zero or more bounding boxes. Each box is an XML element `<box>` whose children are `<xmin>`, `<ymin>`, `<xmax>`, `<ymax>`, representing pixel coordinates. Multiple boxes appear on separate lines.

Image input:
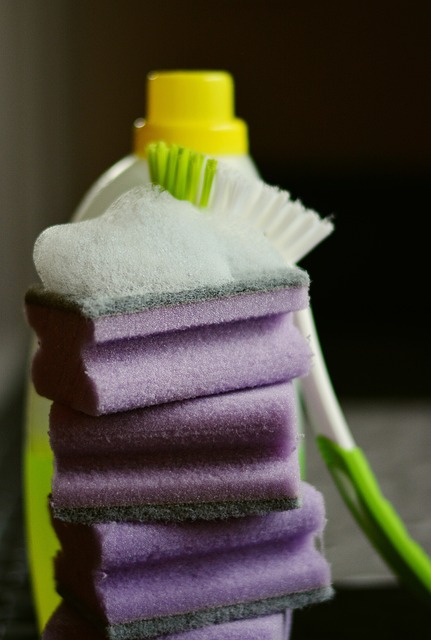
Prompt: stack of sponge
<box><xmin>25</xmin><ymin>186</ymin><xmax>333</xmax><ymax>638</ymax></box>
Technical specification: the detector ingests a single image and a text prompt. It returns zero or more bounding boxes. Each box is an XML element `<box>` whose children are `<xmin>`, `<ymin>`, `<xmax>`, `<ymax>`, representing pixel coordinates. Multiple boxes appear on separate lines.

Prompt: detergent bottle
<box><xmin>24</xmin><ymin>69</ymin><xmax>260</xmax><ymax>630</ymax></box>
<box><xmin>74</xmin><ymin>70</ymin><xmax>257</xmax><ymax>221</ymax></box>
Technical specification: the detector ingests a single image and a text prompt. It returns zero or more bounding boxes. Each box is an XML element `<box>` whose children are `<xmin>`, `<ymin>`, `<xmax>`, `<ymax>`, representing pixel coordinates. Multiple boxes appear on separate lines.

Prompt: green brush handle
<box><xmin>147</xmin><ymin>140</ymin><xmax>431</xmax><ymax>607</ymax></box>
<box><xmin>318</xmin><ymin>435</ymin><xmax>431</xmax><ymax>606</ymax></box>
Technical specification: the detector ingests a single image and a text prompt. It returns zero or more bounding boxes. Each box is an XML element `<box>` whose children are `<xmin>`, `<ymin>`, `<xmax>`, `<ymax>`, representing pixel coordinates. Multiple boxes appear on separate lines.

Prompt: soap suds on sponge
<box><xmin>34</xmin><ymin>185</ymin><xmax>288</xmax><ymax>299</ymax></box>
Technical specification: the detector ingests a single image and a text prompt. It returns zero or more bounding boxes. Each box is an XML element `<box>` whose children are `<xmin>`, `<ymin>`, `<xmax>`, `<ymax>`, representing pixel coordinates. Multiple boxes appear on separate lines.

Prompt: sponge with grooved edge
<box><xmin>52</xmin><ymin>482</ymin><xmax>332</xmax><ymax>639</ymax></box>
<box><xmin>49</xmin><ymin>382</ymin><xmax>303</xmax><ymax>523</ymax></box>
<box><xmin>27</xmin><ymin>308</ymin><xmax>311</xmax><ymax>416</ymax></box>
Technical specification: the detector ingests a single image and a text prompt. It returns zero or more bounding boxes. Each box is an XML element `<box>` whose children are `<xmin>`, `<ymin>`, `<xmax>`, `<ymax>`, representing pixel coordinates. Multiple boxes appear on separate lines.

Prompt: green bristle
<box><xmin>147</xmin><ymin>142</ymin><xmax>218</xmax><ymax>208</ymax></box>
<box><xmin>165</xmin><ymin>144</ymin><xmax>179</xmax><ymax>193</ymax></box>
<box><xmin>186</xmin><ymin>151</ymin><xmax>204</xmax><ymax>204</ymax></box>
<box><xmin>147</xmin><ymin>143</ymin><xmax>159</xmax><ymax>184</ymax></box>
<box><xmin>174</xmin><ymin>147</ymin><xmax>190</xmax><ymax>200</ymax></box>
<box><xmin>155</xmin><ymin>141</ymin><xmax>169</xmax><ymax>186</ymax></box>
<box><xmin>199</xmin><ymin>159</ymin><xmax>218</xmax><ymax>208</ymax></box>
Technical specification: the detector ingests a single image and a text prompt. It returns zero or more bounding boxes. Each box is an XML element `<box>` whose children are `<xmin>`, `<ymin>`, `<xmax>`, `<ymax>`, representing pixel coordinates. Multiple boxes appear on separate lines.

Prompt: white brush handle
<box><xmin>295</xmin><ymin>307</ymin><xmax>356</xmax><ymax>450</ymax></box>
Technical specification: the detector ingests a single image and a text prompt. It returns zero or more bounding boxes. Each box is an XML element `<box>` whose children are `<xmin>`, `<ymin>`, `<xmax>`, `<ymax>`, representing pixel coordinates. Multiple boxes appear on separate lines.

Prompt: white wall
<box><xmin>0</xmin><ymin>0</ymin><xmax>74</xmax><ymax>406</ymax></box>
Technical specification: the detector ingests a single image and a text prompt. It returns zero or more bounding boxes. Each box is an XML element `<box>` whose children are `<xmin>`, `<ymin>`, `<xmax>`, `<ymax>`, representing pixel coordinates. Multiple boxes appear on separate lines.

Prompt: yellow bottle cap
<box><xmin>134</xmin><ymin>70</ymin><xmax>248</xmax><ymax>156</ymax></box>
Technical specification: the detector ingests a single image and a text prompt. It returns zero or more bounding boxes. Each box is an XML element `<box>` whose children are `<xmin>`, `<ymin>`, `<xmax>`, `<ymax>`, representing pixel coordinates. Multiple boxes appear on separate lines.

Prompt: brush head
<box><xmin>147</xmin><ymin>140</ymin><xmax>334</xmax><ymax>265</ymax></box>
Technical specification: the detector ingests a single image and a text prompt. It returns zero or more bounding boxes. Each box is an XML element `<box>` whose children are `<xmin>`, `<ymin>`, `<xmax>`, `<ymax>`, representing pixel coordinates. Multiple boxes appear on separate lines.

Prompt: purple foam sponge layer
<box><xmin>42</xmin><ymin>602</ymin><xmax>293</xmax><ymax>640</ymax></box>
<box><xmin>49</xmin><ymin>382</ymin><xmax>298</xmax><ymax>458</ymax></box>
<box><xmin>52</xmin><ymin>482</ymin><xmax>325</xmax><ymax>571</ymax></box>
<box><xmin>53</xmin><ymin>483</ymin><xmax>332</xmax><ymax>638</ymax></box>
<box><xmin>50</xmin><ymin>453</ymin><xmax>301</xmax><ymax>524</ymax></box>
<box><xmin>26</xmin><ymin>279</ymin><xmax>311</xmax><ymax>416</ymax></box>
<box><xmin>49</xmin><ymin>382</ymin><xmax>302</xmax><ymax>523</ymax></box>
<box><xmin>29</xmin><ymin>313</ymin><xmax>310</xmax><ymax>416</ymax></box>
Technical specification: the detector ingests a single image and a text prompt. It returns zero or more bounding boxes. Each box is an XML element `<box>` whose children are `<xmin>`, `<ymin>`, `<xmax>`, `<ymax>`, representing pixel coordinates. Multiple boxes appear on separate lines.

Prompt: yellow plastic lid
<box><xmin>134</xmin><ymin>70</ymin><xmax>248</xmax><ymax>156</ymax></box>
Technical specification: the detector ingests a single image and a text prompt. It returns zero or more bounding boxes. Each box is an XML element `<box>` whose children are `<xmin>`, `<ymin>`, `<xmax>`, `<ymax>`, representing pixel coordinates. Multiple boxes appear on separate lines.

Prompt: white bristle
<box><xmin>208</xmin><ymin>171</ymin><xmax>230</xmax><ymax>215</ymax></box>
<box><xmin>279</xmin><ymin>218</ymin><xmax>334</xmax><ymax>264</ymax></box>
<box><xmin>209</xmin><ymin>167</ymin><xmax>261</xmax><ymax>221</ymax></box>
<box><xmin>194</xmin><ymin>157</ymin><xmax>211</xmax><ymax>207</ymax></box>
<box><xmin>265</xmin><ymin>201</ymin><xmax>300</xmax><ymax>237</ymax></box>
<box><xmin>273</xmin><ymin>207</ymin><xmax>318</xmax><ymax>250</ymax></box>
<box><xmin>235</xmin><ymin>181</ymin><xmax>267</xmax><ymax>222</ymax></box>
<box><xmin>206</xmin><ymin>159</ymin><xmax>333</xmax><ymax>264</ymax></box>
<box><xmin>245</xmin><ymin>183</ymin><xmax>285</xmax><ymax>227</ymax></box>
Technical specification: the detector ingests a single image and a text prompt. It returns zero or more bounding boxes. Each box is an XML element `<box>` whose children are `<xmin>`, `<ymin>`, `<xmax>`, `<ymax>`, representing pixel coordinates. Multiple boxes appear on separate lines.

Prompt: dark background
<box><xmin>64</xmin><ymin>0</ymin><xmax>430</xmax><ymax>398</ymax></box>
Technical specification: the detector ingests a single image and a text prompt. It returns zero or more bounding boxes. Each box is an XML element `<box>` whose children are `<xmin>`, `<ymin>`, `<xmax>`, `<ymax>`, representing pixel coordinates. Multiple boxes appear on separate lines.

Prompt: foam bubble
<box><xmin>33</xmin><ymin>185</ymin><xmax>286</xmax><ymax>299</ymax></box>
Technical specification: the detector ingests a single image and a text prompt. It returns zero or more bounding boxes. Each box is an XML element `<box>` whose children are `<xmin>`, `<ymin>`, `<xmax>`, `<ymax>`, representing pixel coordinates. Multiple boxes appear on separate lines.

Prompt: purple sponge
<box><xmin>49</xmin><ymin>382</ymin><xmax>302</xmax><ymax>523</ymax></box>
<box><xmin>53</xmin><ymin>483</ymin><xmax>332</xmax><ymax>639</ymax></box>
<box><xmin>26</xmin><ymin>279</ymin><xmax>311</xmax><ymax>416</ymax></box>
<box><xmin>42</xmin><ymin>602</ymin><xmax>293</xmax><ymax>639</ymax></box>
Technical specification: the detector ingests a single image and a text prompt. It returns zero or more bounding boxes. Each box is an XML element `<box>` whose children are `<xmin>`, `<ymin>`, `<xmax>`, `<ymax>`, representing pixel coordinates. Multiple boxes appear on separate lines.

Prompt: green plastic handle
<box><xmin>317</xmin><ymin>435</ymin><xmax>431</xmax><ymax>606</ymax></box>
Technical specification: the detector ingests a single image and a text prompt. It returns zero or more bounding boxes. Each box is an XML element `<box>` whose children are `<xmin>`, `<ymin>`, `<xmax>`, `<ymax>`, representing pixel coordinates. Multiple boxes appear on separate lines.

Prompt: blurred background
<box><xmin>0</xmin><ymin>1</ymin><xmax>430</xmax><ymax>638</ymax></box>
<box><xmin>2</xmin><ymin>0</ymin><xmax>430</xmax><ymax>400</ymax></box>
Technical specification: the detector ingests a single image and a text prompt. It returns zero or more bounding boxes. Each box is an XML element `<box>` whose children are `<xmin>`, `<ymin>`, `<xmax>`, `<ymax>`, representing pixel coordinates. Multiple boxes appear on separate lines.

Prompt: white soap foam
<box><xmin>33</xmin><ymin>185</ymin><xmax>286</xmax><ymax>299</ymax></box>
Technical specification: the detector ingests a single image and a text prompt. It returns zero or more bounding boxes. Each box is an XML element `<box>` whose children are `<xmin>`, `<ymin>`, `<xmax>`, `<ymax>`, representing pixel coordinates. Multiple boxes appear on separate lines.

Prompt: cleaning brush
<box><xmin>147</xmin><ymin>140</ymin><xmax>431</xmax><ymax>607</ymax></box>
<box><xmin>147</xmin><ymin>141</ymin><xmax>333</xmax><ymax>265</ymax></box>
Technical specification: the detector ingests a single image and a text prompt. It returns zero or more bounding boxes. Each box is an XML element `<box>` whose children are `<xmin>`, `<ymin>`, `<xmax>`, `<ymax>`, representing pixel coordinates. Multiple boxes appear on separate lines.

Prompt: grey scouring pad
<box><xmin>42</xmin><ymin>600</ymin><xmax>293</xmax><ymax>639</ymax></box>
